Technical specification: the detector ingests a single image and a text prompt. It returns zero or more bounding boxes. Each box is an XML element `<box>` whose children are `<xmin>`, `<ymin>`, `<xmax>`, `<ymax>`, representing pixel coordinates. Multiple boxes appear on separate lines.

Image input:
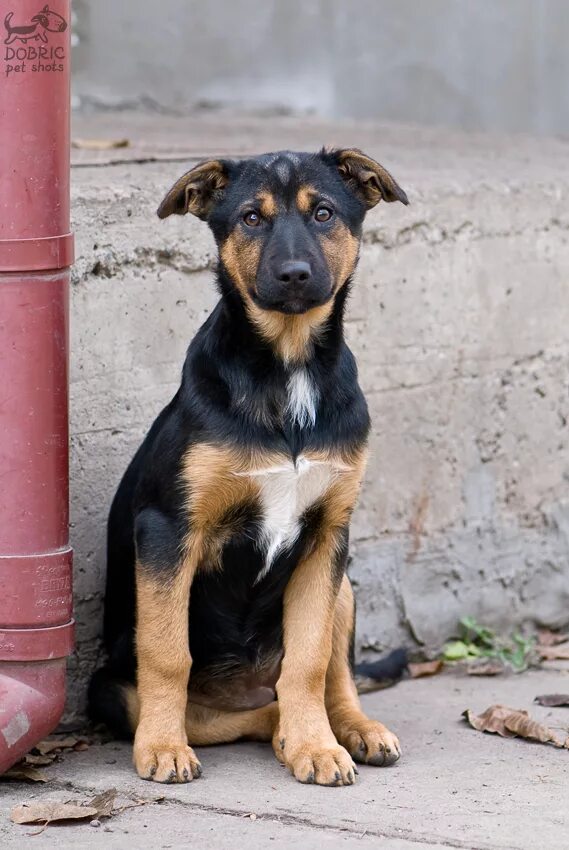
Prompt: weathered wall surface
<box><xmin>72</xmin><ymin>0</ymin><xmax>569</xmax><ymax>136</ymax></box>
<box><xmin>66</xmin><ymin>113</ymin><xmax>569</xmax><ymax>721</ymax></box>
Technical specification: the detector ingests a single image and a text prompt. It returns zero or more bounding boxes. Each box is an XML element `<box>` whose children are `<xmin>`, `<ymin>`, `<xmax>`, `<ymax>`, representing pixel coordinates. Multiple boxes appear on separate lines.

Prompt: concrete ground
<box><xmin>1</xmin><ymin>670</ymin><xmax>568</xmax><ymax>849</ymax></box>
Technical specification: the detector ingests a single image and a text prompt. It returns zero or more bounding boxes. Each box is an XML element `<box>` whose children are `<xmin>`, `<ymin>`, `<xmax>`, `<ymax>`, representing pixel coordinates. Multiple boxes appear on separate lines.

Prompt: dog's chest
<box><xmin>241</xmin><ymin>455</ymin><xmax>337</xmax><ymax>580</ymax></box>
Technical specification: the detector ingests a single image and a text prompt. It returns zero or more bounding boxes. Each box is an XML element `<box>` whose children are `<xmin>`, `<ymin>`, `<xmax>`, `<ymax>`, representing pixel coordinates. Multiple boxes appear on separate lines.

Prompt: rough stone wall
<box><xmin>65</xmin><ymin>114</ymin><xmax>569</xmax><ymax>721</ymax></box>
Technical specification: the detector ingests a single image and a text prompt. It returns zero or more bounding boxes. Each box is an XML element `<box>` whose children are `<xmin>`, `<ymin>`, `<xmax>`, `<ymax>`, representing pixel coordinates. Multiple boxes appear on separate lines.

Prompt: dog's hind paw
<box><xmin>337</xmin><ymin>717</ymin><xmax>401</xmax><ymax>767</ymax></box>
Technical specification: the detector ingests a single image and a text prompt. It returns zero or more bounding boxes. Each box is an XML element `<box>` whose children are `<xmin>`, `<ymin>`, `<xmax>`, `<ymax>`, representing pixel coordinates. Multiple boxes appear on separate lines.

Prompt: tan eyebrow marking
<box><xmin>256</xmin><ymin>191</ymin><xmax>278</xmax><ymax>217</ymax></box>
<box><xmin>296</xmin><ymin>185</ymin><xmax>319</xmax><ymax>214</ymax></box>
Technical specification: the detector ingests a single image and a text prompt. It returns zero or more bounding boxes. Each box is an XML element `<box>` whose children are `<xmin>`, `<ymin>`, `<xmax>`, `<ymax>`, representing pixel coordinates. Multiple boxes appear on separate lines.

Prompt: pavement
<box><xmin>1</xmin><ymin>669</ymin><xmax>568</xmax><ymax>849</ymax></box>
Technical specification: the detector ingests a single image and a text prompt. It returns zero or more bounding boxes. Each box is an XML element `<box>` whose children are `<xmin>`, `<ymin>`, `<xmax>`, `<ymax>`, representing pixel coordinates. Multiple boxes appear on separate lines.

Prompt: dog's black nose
<box><xmin>277</xmin><ymin>261</ymin><xmax>312</xmax><ymax>286</ymax></box>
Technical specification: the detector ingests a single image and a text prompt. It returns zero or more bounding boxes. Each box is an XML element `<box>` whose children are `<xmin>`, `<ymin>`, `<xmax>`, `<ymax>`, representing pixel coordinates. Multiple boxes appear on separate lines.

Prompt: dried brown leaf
<box><xmin>24</xmin><ymin>754</ymin><xmax>55</xmax><ymax>766</ymax></box>
<box><xmin>463</xmin><ymin>703</ymin><xmax>568</xmax><ymax>748</ymax></box>
<box><xmin>35</xmin><ymin>735</ymin><xmax>87</xmax><ymax>755</ymax></box>
<box><xmin>466</xmin><ymin>658</ymin><xmax>507</xmax><ymax>676</ymax></box>
<box><xmin>1</xmin><ymin>764</ymin><xmax>48</xmax><ymax>783</ymax></box>
<box><xmin>11</xmin><ymin>802</ymin><xmax>98</xmax><ymax>825</ymax></box>
<box><xmin>72</xmin><ymin>137</ymin><xmax>129</xmax><ymax>150</ymax></box>
<box><xmin>535</xmin><ymin>694</ymin><xmax>569</xmax><ymax>707</ymax></box>
<box><xmin>409</xmin><ymin>660</ymin><xmax>444</xmax><ymax>678</ymax></box>
<box><xmin>90</xmin><ymin>788</ymin><xmax>117</xmax><ymax>818</ymax></box>
<box><xmin>537</xmin><ymin>629</ymin><xmax>569</xmax><ymax>647</ymax></box>
<box><xmin>537</xmin><ymin>642</ymin><xmax>569</xmax><ymax>660</ymax></box>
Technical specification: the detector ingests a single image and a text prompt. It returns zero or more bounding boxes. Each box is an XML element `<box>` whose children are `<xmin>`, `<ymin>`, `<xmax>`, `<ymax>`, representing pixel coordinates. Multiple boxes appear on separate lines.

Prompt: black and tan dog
<box><xmin>89</xmin><ymin>147</ymin><xmax>408</xmax><ymax>786</ymax></box>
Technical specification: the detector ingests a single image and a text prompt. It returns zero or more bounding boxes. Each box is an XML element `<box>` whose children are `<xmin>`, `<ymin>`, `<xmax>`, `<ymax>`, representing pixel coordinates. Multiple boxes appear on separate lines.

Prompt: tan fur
<box><xmin>257</xmin><ymin>190</ymin><xmax>278</xmax><ymax>218</ymax></box>
<box><xmin>134</xmin><ymin>443</ymin><xmax>369</xmax><ymax>783</ymax></box>
<box><xmin>296</xmin><ymin>184</ymin><xmax>318</xmax><ymax>214</ymax></box>
<box><xmin>126</xmin><ymin>684</ymin><xmax>278</xmax><ymax>746</ymax></box>
<box><xmin>247</xmin><ymin>303</ymin><xmax>334</xmax><ymax>364</ymax></box>
<box><xmin>326</xmin><ymin>576</ymin><xmax>401</xmax><ymax>766</ymax></box>
<box><xmin>220</xmin><ymin>230</ymin><xmax>262</xmax><ymax>302</ymax></box>
<box><xmin>186</xmin><ymin>701</ymin><xmax>279</xmax><ymax>745</ymax></box>
<box><xmin>336</xmin><ymin>148</ymin><xmax>407</xmax><ymax>208</ymax></box>
<box><xmin>157</xmin><ymin>160</ymin><xmax>227</xmax><ymax>220</ymax></box>
<box><xmin>221</xmin><ymin>226</ymin><xmax>334</xmax><ymax>364</ymax></box>
<box><xmin>128</xmin><ymin>563</ymin><xmax>399</xmax><ymax>775</ymax></box>
<box><xmin>272</xmin><ymin>448</ymin><xmax>367</xmax><ymax>785</ymax></box>
<box><xmin>318</xmin><ymin>220</ymin><xmax>360</xmax><ymax>295</ymax></box>
<box><xmin>133</xmin><ymin>566</ymin><xmax>202</xmax><ymax>782</ymax></box>
<box><xmin>181</xmin><ymin>443</ymin><xmax>365</xmax><ymax>541</ymax></box>
<box><xmin>219</xmin><ymin>185</ymin><xmax>361</xmax><ymax>364</ymax></box>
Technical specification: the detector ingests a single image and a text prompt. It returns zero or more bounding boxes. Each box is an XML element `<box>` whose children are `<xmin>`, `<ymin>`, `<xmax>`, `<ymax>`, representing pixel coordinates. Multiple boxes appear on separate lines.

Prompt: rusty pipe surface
<box><xmin>0</xmin><ymin>0</ymin><xmax>74</xmax><ymax>772</ymax></box>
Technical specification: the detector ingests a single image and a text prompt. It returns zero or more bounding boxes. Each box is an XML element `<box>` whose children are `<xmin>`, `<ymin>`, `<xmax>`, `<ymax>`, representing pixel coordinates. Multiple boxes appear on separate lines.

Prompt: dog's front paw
<box><xmin>275</xmin><ymin>735</ymin><xmax>357</xmax><ymax>786</ymax></box>
<box><xmin>338</xmin><ymin>718</ymin><xmax>401</xmax><ymax>767</ymax></box>
<box><xmin>133</xmin><ymin>728</ymin><xmax>202</xmax><ymax>783</ymax></box>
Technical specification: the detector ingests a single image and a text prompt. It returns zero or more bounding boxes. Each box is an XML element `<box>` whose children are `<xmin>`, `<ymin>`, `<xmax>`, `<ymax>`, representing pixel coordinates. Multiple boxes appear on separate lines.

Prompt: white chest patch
<box><xmin>239</xmin><ymin>456</ymin><xmax>340</xmax><ymax>581</ymax></box>
<box><xmin>286</xmin><ymin>369</ymin><xmax>318</xmax><ymax>429</ymax></box>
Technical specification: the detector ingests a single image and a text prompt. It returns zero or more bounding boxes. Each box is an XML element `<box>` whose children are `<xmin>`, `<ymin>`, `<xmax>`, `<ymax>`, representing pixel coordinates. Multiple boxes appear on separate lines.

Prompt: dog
<box><xmin>4</xmin><ymin>6</ymin><xmax>66</xmax><ymax>45</ymax></box>
<box><xmin>88</xmin><ymin>147</ymin><xmax>408</xmax><ymax>786</ymax></box>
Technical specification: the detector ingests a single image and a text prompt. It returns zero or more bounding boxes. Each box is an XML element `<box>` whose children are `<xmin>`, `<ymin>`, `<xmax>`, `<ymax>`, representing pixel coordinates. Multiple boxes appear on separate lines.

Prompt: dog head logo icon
<box><xmin>4</xmin><ymin>5</ymin><xmax>67</xmax><ymax>46</ymax></box>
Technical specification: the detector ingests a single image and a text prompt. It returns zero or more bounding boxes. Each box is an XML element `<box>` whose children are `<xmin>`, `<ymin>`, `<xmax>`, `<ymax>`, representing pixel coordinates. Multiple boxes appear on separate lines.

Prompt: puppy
<box><xmin>89</xmin><ymin>147</ymin><xmax>408</xmax><ymax>786</ymax></box>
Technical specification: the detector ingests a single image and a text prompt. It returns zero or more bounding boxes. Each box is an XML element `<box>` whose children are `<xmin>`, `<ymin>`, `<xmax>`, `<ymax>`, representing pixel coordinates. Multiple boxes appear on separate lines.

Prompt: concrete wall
<box><xmin>73</xmin><ymin>0</ymin><xmax>569</xmax><ymax>135</ymax></box>
<box><xmin>64</xmin><ymin>113</ymin><xmax>569</xmax><ymax>722</ymax></box>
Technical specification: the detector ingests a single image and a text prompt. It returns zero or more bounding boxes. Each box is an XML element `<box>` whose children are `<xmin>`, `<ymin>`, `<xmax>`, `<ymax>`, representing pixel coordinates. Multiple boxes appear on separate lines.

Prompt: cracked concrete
<box><xmin>2</xmin><ymin>671</ymin><xmax>569</xmax><ymax>849</ymax></box>
<box><xmin>65</xmin><ymin>111</ymin><xmax>569</xmax><ymax>722</ymax></box>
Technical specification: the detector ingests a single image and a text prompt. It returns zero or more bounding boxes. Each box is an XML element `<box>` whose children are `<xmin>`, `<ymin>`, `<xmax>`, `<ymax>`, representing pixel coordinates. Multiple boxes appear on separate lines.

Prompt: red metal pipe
<box><xmin>0</xmin><ymin>0</ymin><xmax>74</xmax><ymax>773</ymax></box>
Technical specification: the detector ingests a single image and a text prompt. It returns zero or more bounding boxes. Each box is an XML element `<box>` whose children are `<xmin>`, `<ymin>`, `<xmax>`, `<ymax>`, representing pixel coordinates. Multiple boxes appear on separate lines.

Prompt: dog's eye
<box><xmin>314</xmin><ymin>206</ymin><xmax>333</xmax><ymax>223</ymax></box>
<box><xmin>243</xmin><ymin>211</ymin><xmax>261</xmax><ymax>227</ymax></box>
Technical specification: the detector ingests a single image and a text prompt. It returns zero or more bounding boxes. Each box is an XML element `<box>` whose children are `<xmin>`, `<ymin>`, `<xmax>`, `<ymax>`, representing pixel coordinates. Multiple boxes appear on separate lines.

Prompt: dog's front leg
<box><xmin>275</xmin><ymin>524</ymin><xmax>357</xmax><ymax>786</ymax></box>
<box><xmin>133</xmin><ymin>511</ymin><xmax>202</xmax><ymax>783</ymax></box>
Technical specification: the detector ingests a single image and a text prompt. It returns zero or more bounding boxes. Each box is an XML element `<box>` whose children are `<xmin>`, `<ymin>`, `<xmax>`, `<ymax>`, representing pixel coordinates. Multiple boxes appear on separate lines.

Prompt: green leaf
<box><xmin>460</xmin><ymin>616</ymin><xmax>495</xmax><ymax>647</ymax></box>
<box><xmin>443</xmin><ymin>641</ymin><xmax>471</xmax><ymax>660</ymax></box>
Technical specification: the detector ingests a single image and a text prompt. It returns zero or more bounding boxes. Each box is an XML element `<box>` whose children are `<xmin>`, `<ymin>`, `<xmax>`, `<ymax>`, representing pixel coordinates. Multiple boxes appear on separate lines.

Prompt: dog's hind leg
<box><xmin>325</xmin><ymin>575</ymin><xmax>402</xmax><ymax>767</ymax></box>
<box><xmin>185</xmin><ymin>702</ymin><xmax>279</xmax><ymax>746</ymax></box>
<box><xmin>123</xmin><ymin>686</ymin><xmax>278</xmax><ymax>746</ymax></box>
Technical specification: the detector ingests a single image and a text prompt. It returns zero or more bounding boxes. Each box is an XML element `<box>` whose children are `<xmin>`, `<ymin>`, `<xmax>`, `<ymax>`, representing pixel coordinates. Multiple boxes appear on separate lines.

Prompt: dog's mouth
<box><xmin>252</xmin><ymin>293</ymin><xmax>331</xmax><ymax>315</ymax></box>
<box><xmin>252</xmin><ymin>284</ymin><xmax>333</xmax><ymax>316</ymax></box>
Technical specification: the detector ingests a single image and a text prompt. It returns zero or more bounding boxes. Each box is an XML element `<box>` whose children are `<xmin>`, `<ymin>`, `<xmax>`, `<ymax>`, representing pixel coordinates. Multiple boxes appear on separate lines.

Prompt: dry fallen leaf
<box><xmin>537</xmin><ymin>643</ymin><xmax>569</xmax><ymax>661</ymax></box>
<box><xmin>11</xmin><ymin>802</ymin><xmax>98</xmax><ymax>825</ymax></box>
<box><xmin>72</xmin><ymin>137</ymin><xmax>130</xmax><ymax>150</ymax></box>
<box><xmin>35</xmin><ymin>735</ymin><xmax>88</xmax><ymax>755</ymax></box>
<box><xmin>463</xmin><ymin>704</ymin><xmax>569</xmax><ymax>748</ymax></box>
<box><xmin>466</xmin><ymin>658</ymin><xmax>507</xmax><ymax>676</ymax></box>
<box><xmin>409</xmin><ymin>660</ymin><xmax>444</xmax><ymax>678</ymax></box>
<box><xmin>1</xmin><ymin>764</ymin><xmax>48</xmax><ymax>783</ymax></box>
<box><xmin>535</xmin><ymin>694</ymin><xmax>569</xmax><ymax>707</ymax></box>
<box><xmin>537</xmin><ymin>629</ymin><xmax>569</xmax><ymax>647</ymax></box>
<box><xmin>90</xmin><ymin>789</ymin><xmax>117</xmax><ymax>819</ymax></box>
<box><xmin>24</xmin><ymin>754</ymin><xmax>55</xmax><ymax>766</ymax></box>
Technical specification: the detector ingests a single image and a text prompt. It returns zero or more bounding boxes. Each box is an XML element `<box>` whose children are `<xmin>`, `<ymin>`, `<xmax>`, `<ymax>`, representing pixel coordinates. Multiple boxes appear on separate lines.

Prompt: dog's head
<box><xmin>158</xmin><ymin>149</ymin><xmax>407</xmax><ymax>318</ymax></box>
<box><xmin>32</xmin><ymin>5</ymin><xmax>67</xmax><ymax>32</ymax></box>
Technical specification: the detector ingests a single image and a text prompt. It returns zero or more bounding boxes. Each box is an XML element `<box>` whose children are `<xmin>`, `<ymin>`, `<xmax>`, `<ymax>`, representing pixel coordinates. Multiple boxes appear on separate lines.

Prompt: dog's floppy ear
<box><xmin>330</xmin><ymin>148</ymin><xmax>408</xmax><ymax>208</ymax></box>
<box><xmin>157</xmin><ymin>160</ymin><xmax>230</xmax><ymax>221</ymax></box>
